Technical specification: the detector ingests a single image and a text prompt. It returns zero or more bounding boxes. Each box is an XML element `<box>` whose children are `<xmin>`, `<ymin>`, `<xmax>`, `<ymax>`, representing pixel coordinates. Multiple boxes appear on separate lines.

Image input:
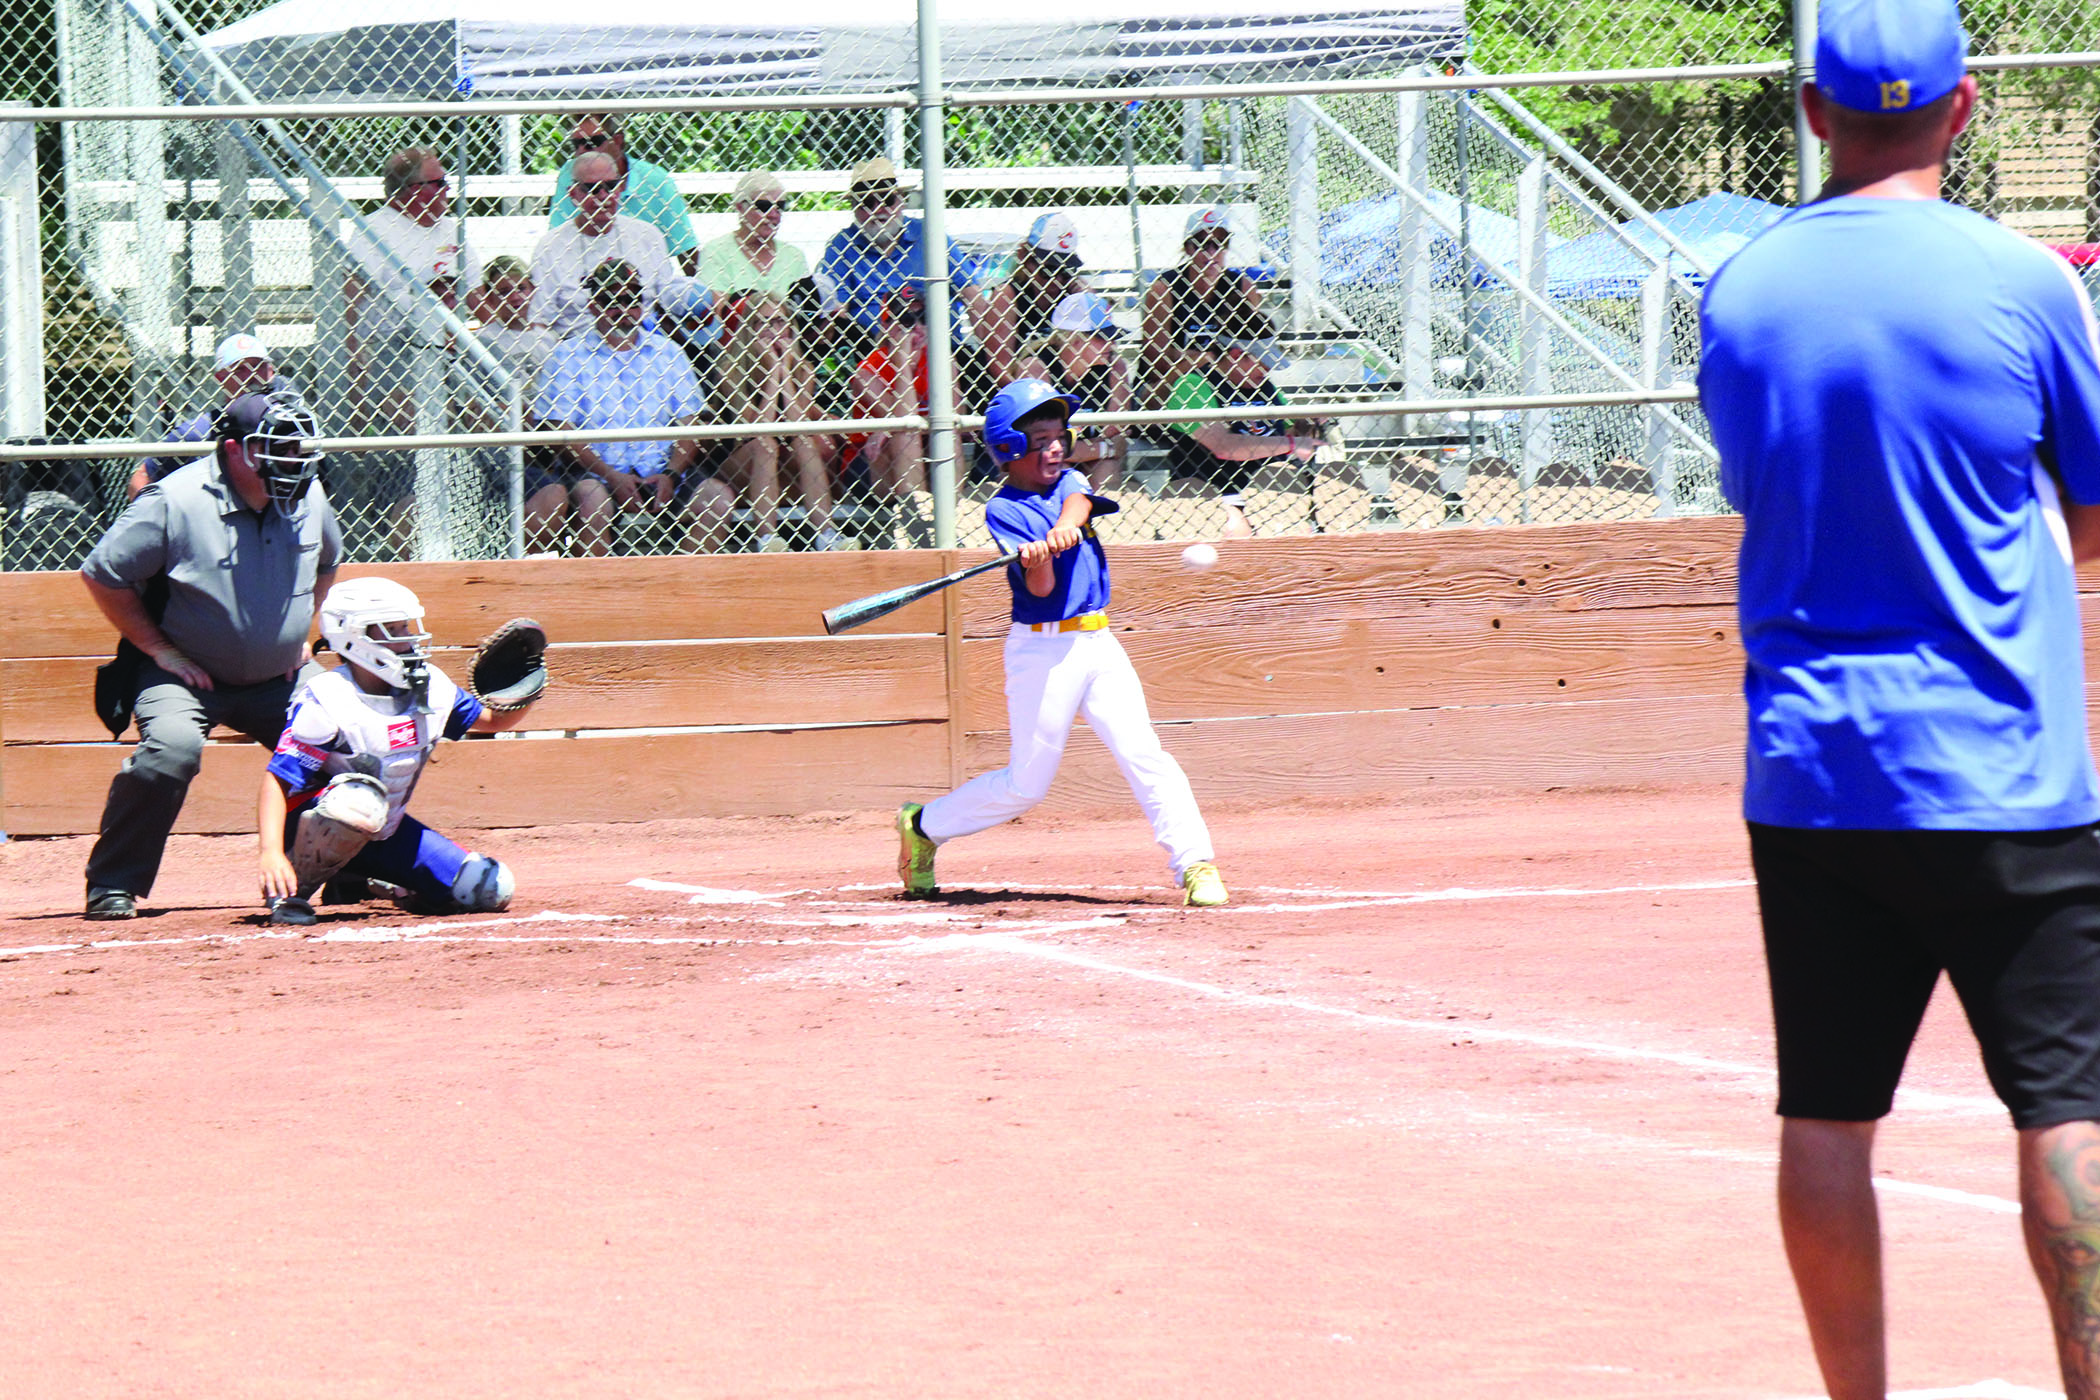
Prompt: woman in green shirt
<box><xmin>698</xmin><ymin>172</ymin><xmax>811</xmax><ymax>301</ymax></box>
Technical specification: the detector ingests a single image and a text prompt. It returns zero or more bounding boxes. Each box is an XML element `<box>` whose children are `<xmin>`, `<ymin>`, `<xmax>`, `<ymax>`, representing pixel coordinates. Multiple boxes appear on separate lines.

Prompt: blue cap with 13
<box><xmin>1815</xmin><ymin>0</ymin><xmax>1969</xmax><ymax>113</ymax></box>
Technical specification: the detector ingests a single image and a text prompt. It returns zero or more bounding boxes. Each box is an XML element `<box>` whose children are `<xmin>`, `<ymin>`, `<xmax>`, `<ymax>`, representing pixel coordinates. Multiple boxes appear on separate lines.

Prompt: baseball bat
<box><xmin>821</xmin><ymin>551</ymin><xmax>1024</xmax><ymax>635</ymax></box>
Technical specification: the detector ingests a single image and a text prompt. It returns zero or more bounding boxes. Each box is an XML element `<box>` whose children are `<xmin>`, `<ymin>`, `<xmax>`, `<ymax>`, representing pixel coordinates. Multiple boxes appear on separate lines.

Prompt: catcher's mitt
<box><xmin>469</xmin><ymin>617</ymin><xmax>548</xmax><ymax>713</ymax></box>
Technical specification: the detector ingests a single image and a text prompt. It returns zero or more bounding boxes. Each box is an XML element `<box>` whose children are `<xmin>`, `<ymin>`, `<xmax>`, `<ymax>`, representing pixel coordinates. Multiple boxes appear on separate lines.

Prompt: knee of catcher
<box><xmin>450</xmin><ymin>854</ymin><xmax>514</xmax><ymax>913</ymax></box>
<box><xmin>290</xmin><ymin>774</ymin><xmax>390</xmax><ymax>891</ymax></box>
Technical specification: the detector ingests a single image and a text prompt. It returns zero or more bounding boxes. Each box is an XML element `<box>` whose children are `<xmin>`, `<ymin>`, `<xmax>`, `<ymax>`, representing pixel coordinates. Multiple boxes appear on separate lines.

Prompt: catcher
<box><xmin>255</xmin><ymin>577</ymin><xmax>548</xmax><ymax>926</ymax></box>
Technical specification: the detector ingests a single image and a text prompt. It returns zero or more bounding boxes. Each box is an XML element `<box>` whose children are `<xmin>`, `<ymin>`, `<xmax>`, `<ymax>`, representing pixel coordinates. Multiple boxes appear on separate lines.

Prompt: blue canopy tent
<box><xmin>1267</xmin><ymin>189</ymin><xmax>1551</xmax><ymax>290</ymax></box>
<box><xmin>1271</xmin><ymin>188</ymin><xmax>1786</xmax><ymax>297</ymax></box>
<box><xmin>1541</xmin><ymin>192</ymin><xmax>1788</xmax><ymax>300</ymax></box>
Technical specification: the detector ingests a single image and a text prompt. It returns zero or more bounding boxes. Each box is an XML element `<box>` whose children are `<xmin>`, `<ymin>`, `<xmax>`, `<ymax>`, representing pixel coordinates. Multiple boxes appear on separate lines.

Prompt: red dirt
<box><xmin>0</xmin><ymin>786</ymin><xmax>2062</xmax><ymax>1398</ymax></box>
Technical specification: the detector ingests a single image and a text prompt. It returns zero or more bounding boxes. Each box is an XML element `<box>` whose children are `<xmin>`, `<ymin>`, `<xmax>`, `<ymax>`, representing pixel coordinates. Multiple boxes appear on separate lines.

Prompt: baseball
<box><xmin>1180</xmin><ymin>542</ymin><xmax>1219</xmax><ymax>572</ymax></box>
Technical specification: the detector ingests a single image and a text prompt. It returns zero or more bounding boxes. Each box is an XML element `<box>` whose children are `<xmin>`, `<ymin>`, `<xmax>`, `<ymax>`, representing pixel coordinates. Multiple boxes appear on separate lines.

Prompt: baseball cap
<box><xmin>848</xmin><ymin>156</ymin><xmax>900</xmax><ymax>192</ymax></box>
<box><xmin>1049</xmin><ymin>291</ymin><xmax>1121</xmax><ymax>339</ymax></box>
<box><xmin>1183</xmin><ymin>206</ymin><xmax>1232</xmax><ymax>242</ymax></box>
<box><xmin>1026</xmin><ymin>212</ymin><xmax>1081</xmax><ymax>259</ymax></box>
<box><xmin>1814</xmin><ymin>0</ymin><xmax>1968</xmax><ymax>114</ymax></box>
<box><xmin>213</xmin><ymin>332</ymin><xmax>272</xmax><ymax>372</ymax></box>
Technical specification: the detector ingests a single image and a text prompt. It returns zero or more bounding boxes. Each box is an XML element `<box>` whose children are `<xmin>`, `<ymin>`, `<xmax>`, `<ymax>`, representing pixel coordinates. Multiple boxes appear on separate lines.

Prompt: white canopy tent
<box><xmin>197</xmin><ymin>0</ymin><xmax>1465</xmax><ymax>99</ymax></box>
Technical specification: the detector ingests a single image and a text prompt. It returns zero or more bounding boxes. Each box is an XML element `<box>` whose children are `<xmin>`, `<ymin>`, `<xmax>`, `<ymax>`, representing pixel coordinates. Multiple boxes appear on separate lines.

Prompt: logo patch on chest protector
<box><xmin>386</xmin><ymin>718</ymin><xmax>419</xmax><ymax>751</ymax></box>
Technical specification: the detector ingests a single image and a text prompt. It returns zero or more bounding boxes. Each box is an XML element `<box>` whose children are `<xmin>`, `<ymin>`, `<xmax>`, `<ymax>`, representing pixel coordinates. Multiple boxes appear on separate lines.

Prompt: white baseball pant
<box><xmin>918</xmin><ymin>625</ymin><xmax>1213</xmax><ymax>878</ymax></box>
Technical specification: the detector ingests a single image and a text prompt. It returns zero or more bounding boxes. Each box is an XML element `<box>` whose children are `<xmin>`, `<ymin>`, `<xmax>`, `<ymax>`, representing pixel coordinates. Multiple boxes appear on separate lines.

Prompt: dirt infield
<box><xmin>0</xmin><ymin>786</ymin><xmax>2064</xmax><ymax>1399</ymax></box>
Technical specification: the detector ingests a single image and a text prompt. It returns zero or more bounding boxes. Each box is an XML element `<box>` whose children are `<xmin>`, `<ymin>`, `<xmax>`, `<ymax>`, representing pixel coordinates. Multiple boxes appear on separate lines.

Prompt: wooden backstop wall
<box><xmin>1</xmin><ymin>518</ymin><xmax>1756</xmax><ymax>838</ymax></box>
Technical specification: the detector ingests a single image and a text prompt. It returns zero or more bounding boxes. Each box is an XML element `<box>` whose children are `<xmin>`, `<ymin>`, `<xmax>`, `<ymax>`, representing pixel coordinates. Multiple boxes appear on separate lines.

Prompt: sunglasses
<box><xmin>404</xmin><ymin>176</ymin><xmax>449</xmax><ymax>192</ymax></box>
<box><xmin>572</xmin><ymin>178</ymin><xmax>620</xmax><ymax>195</ymax></box>
<box><xmin>852</xmin><ymin>188</ymin><xmax>902</xmax><ymax>210</ymax></box>
<box><xmin>742</xmin><ymin>198</ymin><xmax>788</xmax><ymax>213</ymax></box>
<box><xmin>570</xmin><ymin>131</ymin><xmax>614</xmax><ymax>151</ymax></box>
<box><xmin>1188</xmin><ymin>231</ymin><xmax>1229</xmax><ymax>249</ymax></box>
<box><xmin>592</xmin><ymin>293</ymin><xmax>644</xmax><ymax>309</ymax></box>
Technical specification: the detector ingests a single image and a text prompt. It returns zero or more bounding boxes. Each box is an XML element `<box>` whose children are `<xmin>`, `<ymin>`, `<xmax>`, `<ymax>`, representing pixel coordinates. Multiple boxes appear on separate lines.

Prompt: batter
<box><xmin>896</xmin><ymin>379</ymin><xmax>1227</xmax><ymax>907</ymax></box>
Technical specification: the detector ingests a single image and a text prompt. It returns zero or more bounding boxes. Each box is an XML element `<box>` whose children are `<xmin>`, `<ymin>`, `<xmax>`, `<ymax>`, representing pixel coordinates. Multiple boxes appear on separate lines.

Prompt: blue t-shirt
<box><xmin>535</xmin><ymin>329</ymin><xmax>705</xmax><ymax>476</ymax></box>
<box><xmin>1700</xmin><ymin>196</ymin><xmax>2100</xmax><ymax>830</ymax></box>
<box><xmin>819</xmin><ymin>218</ymin><xmax>980</xmax><ymax>338</ymax></box>
<box><xmin>983</xmin><ymin>469</ymin><xmax>1111</xmax><ymax>626</ymax></box>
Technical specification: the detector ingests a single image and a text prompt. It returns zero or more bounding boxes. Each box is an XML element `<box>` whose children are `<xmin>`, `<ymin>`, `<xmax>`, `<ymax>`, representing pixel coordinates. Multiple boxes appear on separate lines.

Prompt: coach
<box><xmin>1699</xmin><ymin>0</ymin><xmax>2100</xmax><ymax>1392</ymax></box>
<box><xmin>79</xmin><ymin>392</ymin><xmax>340</xmax><ymax>921</ymax></box>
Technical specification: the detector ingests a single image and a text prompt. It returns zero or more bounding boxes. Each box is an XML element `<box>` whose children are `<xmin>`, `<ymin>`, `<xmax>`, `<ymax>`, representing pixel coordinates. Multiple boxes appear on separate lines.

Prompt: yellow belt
<box><xmin>1025</xmin><ymin>611</ymin><xmax>1110</xmax><ymax>634</ymax></box>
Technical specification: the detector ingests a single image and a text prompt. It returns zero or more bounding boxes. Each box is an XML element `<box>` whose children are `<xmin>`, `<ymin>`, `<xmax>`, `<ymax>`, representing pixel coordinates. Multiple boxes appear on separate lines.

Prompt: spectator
<box><xmin>130</xmin><ymin>332</ymin><xmax>298</xmax><ymax>497</ymax></box>
<box><xmin>79</xmin><ymin>390</ymin><xmax>340</xmax><ymax>921</ymax></box>
<box><xmin>846</xmin><ymin>283</ymin><xmax>940</xmax><ymax>549</ymax></box>
<box><xmin>1139</xmin><ymin>205</ymin><xmax>1265</xmax><ymax>409</ymax></box>
<box><xmin>1162</xmin><ymin>308</ymin><xmax>1318</xmax><ymax>538</ymax></box>
<box><xmin>548</xmin><ymin>114</ymin><xmax>699</xmax><ymax>276</ymax></box>
<box><xmin>533</xmin><ymin>260</ymin><xmax>735</xmax><ymax>557</ymax></box>
<box><xmin>716</xmin><ymin>293</ymin><xmax>851</xmax><ymax>552</ymax></box>
<box><xmin>464</xmin><ymin>256</ymin><xmax>551</xmax><ymax>396</ymax></box>
<box><xmin>982</xmin><ymin>212</ymin><xmax>1089</xmax><ymax>384</ymax></box>
<box><xmin>345</xmin><ymin>147</ymin><xmax>479</xmax><ymax>423</ymax></box>
<box><xmin>529</xmin><ymin>152</ymin><xmax>710</xmax><ymax>346</ymax></box>
<box><xmin>459</xmin><ymin>257</ymin><xmax>554</xmax><ymax>534</ymax></box>
<box><xmin>344</xmin><ymin>147</ymin><xmax>479</xmax><ymax>552</ymax></box>
<box><xmin>1019</xmin><ymin>291</ymin><xmax>1130</xmax><ymax>490</ymax></box>
<box><xmin>698</xmin><ymin>172</ymin><xmax>809</xmax><ymax>301</ymax></box>
<box><xmin>819</xmin><ymin>157</ymin><xmax>992</xmax><ymax>363</ymax></box>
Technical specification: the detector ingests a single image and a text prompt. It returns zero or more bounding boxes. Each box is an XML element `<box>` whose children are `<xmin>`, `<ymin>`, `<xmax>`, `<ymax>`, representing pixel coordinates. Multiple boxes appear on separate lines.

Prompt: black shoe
<box><xmin>1442</xmin><ymin>491</ymin><xmax>1467</xmax><ymax>524</ymax></box>
<box><xmin>322</xmin><ymin>874</ymin><xmax>371</xmax><ymax>906</ymax></box>
<box><xmin>267</xmin><ymin>896</ymin><xmax>317</xmax><ymax>927</ymax></box>
<box><xmin>84</xmin><ymin>889</ymin><xmax>136</xmax><ymax>921</ymax></box>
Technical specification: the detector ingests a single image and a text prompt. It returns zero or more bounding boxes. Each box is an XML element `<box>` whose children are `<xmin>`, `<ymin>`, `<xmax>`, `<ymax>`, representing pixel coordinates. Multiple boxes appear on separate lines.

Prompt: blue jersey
<box><xmin>983</xmin><ymin>469</ymin><xmax>1111</xmax><ymax>625</ymax></box>
<box><xmin>1700</xmin><ymin>196</ymin><xmax>2100</xmax><ymax>830</ymax></box>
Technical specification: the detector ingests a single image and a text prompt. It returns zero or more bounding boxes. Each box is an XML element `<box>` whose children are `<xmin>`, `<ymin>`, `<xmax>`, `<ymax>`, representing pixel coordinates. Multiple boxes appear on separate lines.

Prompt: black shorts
<box><xmin>1749</xmin><ymin>821</ymin><xmax>2100</xmax><ymax>1129</ymax></box>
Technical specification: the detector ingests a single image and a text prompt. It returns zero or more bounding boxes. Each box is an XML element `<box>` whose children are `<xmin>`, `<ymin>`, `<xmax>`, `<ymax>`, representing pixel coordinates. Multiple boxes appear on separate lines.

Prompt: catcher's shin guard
<box><xmin>290</xmin><ymin>773</ymin><xmax>390</xmax><ymax>897</ymax></box>
<box><xmin>450</xmin><ymin>854</ymin><xmax>514</xmax><ymax>913</ymax></box>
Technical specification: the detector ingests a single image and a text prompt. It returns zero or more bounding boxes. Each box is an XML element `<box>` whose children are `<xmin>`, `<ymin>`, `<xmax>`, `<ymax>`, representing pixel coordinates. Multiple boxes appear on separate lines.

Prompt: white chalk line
<box><xmin>893</xmin><ymin>930</ymin><xmax>2000</xmax><ymax>1115</ymax></box>
<box><xmin>883</xmin><ymin>930</ymin><xmax>2022</xmax><ymax>1214</ymax></box>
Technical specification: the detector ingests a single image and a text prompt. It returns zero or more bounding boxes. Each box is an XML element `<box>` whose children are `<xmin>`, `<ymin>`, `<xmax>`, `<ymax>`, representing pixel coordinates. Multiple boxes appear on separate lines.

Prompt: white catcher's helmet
<box><xmin>319</xmin><ymin>577</ymin><xmax>431</xmax><ymax>691</ymax></box>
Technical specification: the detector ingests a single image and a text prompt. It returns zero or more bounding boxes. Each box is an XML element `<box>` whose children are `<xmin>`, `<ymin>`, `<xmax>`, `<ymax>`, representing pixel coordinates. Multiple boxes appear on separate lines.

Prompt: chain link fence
<box><xmin>2</xmin><ymin>0</ymin><xmax>2095</xmax><ymax>569</ymax></box>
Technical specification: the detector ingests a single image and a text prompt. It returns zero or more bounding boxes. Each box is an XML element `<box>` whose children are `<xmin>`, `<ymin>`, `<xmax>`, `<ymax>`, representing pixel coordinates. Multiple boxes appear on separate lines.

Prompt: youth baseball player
<box><xmin>257</xmin><ymin>578</ymin><xmax>527</xmax><ymax>925</ymax></box>
<box><xmin>897</xmin><ymin>379</ymin><xmax>1227</xmax><ymax>907</ymax></box>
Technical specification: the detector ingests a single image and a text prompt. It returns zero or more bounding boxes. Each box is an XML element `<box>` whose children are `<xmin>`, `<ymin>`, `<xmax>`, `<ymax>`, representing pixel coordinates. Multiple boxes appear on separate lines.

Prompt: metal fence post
<box><xmin>1516</xmin><ymin>155</ymin><xmax>1552</xmax><ymax>520</ymax></box>
<box><xmin>125</xmin><ymin>1</ymin><xmax>169</xmax><ymax>437</ymax></box>
<box><xmin>215</xmin><ymin>106</ymin><xmax>256</xmax><ymax>339</ymax></box>
<box><xmin>0</xmin><ymin>103</ymin><xmax>44</xmax><ymax>438</ymax></box>
<box><xmin>1641</xmin><ymin>262</ymin><xmax>1674</xmax><ymax>516</ymax></box>
<box><xmin>1287</xmin><ymin>96</ymin><xmax>1318</xmax><ymax>333</ymax></box>
<box><xmin>916</xmin><ymin>0</ymin><xmax>957</xmax><ymax>550</ymax></box>
<box><xmin>1793</xmin><ymin>0</ymin><xmax>1821</xmax><ymax>203</ymax></box>
<box><xmin>1395</xmin><ymin>86</ymin><xmax>1432</xmax><ymax>400</ymax></box>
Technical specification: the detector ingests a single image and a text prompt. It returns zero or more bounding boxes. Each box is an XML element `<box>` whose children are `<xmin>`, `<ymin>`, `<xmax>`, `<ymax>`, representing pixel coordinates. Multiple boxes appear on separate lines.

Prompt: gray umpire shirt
<box><xmin>81</xmin><ymin>457</ymin><xmax>342</xmax><ymax>687</ymax></box>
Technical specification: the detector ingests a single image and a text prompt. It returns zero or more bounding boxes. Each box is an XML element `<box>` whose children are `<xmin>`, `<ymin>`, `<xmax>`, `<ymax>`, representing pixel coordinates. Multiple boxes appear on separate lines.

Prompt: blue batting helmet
<box><xmin>982</xmin><ymin>379</ymin><xmax>1083</xmax><ymax>464</ymax></box>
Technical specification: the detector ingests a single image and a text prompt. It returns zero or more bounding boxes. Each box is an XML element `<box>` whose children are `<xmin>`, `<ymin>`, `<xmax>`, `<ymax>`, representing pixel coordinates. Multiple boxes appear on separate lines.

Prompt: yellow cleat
<box><xmin>897</xmin><ymin>803</ymin><xmax>938</xmax><ymax>898</ymax></box>
<box><xmin>1181</xmin><ymin>861</ymin><xmax>1228</xmax><ymax>908</ymax></box>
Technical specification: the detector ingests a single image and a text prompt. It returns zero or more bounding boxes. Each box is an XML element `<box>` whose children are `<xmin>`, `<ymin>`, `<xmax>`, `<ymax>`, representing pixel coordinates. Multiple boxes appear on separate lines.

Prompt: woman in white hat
<box><xmin>1139</xmin><ymin>205</ymin><xmax>1264</xmax><ymax>410</ymax></box>
<box><xmin>983</xmin><ymin>211</ymin><xmax>1089</xmax><ymax>383</ymax></box>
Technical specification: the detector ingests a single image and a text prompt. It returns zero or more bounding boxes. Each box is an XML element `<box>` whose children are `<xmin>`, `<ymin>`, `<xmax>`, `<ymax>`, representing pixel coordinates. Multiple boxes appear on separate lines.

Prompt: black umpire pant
<box><xmin>84</xmin><ymin>663</ymin><xmax>300</xmax><ymax>899</ymax></box>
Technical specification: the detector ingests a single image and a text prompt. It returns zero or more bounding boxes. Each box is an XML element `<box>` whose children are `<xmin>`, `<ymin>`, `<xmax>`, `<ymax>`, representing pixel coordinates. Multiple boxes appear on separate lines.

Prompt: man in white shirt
<box><xmin>344</xmin><ymin>147</ymin><xmax>479</xmax><ymax>545</ymax></box>
<box><xmin>345</xmin><ymin>147</ymin><xmax>478</xmax><ymax>426</ymax></box>
<box><xmin>528</xmin><ymin>152</ymin><xmax>709</xmax><ymax>346</ymax></box>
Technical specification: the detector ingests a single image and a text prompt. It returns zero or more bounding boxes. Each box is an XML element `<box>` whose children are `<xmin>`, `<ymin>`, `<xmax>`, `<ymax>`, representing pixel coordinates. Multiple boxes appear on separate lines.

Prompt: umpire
<box><xmin>80</xmin><ymin>391</ymin><xmax>340</xmax><ymax>920</ymax></box>
<box><xmin>1700</xmin><ymin>0</ymin><xmax>2100</xmax><ymax>1392</ymax></box>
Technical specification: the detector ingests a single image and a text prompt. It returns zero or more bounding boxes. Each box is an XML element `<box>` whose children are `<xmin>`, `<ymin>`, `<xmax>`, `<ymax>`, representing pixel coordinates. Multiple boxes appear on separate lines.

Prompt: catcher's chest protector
<box><xmin>289</xmin><ymin>667</ymin><xmax>460</xmax><ymax>839</ymax></box>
